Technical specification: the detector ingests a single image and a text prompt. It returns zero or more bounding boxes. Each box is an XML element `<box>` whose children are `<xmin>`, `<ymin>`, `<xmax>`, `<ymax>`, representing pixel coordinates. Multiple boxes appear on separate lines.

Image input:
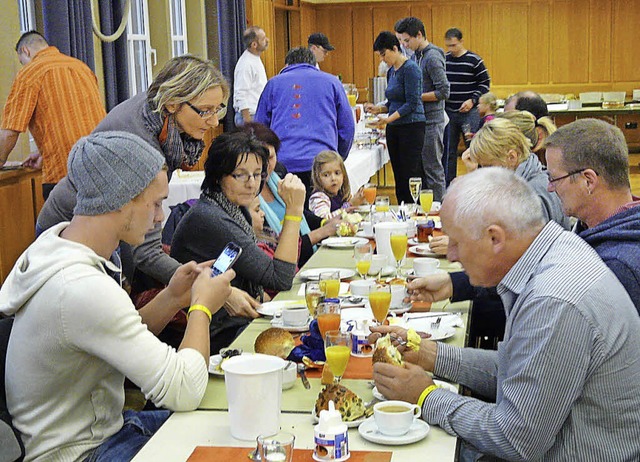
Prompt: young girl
<box><xmin>308</xmin><ymin>150</ymin><xmax>364</xmax><ymax>219</ymax></box>
<box><xmin>477</xmin><ymin>92</ymin><xmax>498</xmax><ymax>130</ymax></box>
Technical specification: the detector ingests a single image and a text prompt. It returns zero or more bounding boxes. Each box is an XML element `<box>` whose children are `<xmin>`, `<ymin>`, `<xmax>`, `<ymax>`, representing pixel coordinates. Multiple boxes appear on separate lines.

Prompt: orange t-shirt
<box><xmin>1</xmin><ymin>47</ymin><xmax>106</xmax><ymax>183</ymax></box>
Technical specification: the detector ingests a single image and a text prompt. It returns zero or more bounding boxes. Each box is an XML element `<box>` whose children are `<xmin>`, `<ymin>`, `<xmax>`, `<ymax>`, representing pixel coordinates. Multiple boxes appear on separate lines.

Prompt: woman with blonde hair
<box><xmin>498</xmin><ymin>109</ymin><xmax>556</xmax><ymax>162</ymax></box>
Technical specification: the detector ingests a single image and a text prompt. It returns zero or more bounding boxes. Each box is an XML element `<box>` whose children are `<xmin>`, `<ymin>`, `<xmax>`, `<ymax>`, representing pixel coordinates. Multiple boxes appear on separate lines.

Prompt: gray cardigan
<box><xmin>170</xmin><ymin>196</ymin><xmax>296</xmax><ymax>298</ymax></box>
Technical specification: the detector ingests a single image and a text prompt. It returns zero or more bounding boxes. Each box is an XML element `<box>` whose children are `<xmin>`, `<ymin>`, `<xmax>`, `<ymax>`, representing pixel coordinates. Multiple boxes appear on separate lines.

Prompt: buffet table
<box><xmin>132</xmin><ymin>238</ymin><xmax>468</xmax><ymax>462</ymax></box>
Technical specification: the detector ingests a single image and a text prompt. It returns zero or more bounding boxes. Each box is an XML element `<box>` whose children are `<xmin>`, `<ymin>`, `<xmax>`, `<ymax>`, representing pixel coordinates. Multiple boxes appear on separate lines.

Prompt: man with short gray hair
<box><xmin>233</xmin><ymin>26</ymin><xmax>269</xmax><ymax>126</ymax></box>
<box><xmin>545</xmin><ymin>118</ymin><xmax>640</xmax><ymax>313</ymax></box>
<box><xmin>371</xmin><ymin>167</ymin><xmax>640</xmax><ymax>461</ymax></box>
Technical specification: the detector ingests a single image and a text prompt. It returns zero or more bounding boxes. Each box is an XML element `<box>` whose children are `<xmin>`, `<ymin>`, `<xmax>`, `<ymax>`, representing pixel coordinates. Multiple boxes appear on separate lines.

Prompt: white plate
<box><xmin>257</xmin><ymin>300</ymin><xmax>307</xmax><ymax>317</ymax></box>
<box><xmin>271</xmin><ymin>316</ymin><xmax>312</xmax><ymax>333</ymax></box>
<box><xmin>389</xmin><ymin>302</ymin><xmax>412</xmax><ymax>315</ymax></box>
<box><xmin>358</xmin><ymin>417</ymin><xmax>430</xmax><ymax>445</ymax></box>
<box><xmin>312</xmin><ymin>408</ymin><xmax>368</xmax><ymax>429</ymax></box>
<box><xmin>322</xmin><ymin>237</ymin><xmax>369</xmax><ymax>249</ymax></box>
<box><xmin>355</xmin><ymin>230</ymin><xmax>374</xmax><ymax>239</ymax></box>
<box><xmin>298</xmin><ymin>268</ymin><xmax>357</xmax><ymax>281</ymax></box>
<box><xmin>380</xmin><ymin>265</ymin><xmax>396</xmax><ymax>278</ymax></box>
<box><xmin>355</xmin><ymin>205</ymin><xmax>373</xmax><ymax>213</ymax></box>
<box><xmin>408</xmin><ymin>325</ymin><xmax>456</xmax><ymax>341</ymax></box>
<box><xmin>408</xmin><ymin>244</ymin><xmax>437</xmax><ymax>257</ymax></box>
<box><xmin>208</xmin><ymin>352</ymin><xmax>249</xmax><ymax>376</ymax></box>
<box><xmin>372</xmin><ymin>380</ymin><xmax>458</xmax><ymax>401</ymax></box>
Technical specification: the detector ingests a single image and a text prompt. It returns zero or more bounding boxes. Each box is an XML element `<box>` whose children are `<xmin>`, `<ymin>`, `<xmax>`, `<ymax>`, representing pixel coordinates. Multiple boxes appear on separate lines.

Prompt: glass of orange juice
<box><xmin>390</xmin><ymin>231</ymin><xmax>408</xmax><ymax>277</ymax></box>
<box><xmin>369</xmin><ymin>284</ymin><xmax>391</xmax><ymax>325</ymax></box>
<box><xmin>317</xmin><ymin>302</ymin><xmax>341</xmax><ymax>339</ymax></box>
<box><xmin>324</xmin><ymin>330</ymin><xmax>352</xmax><ymax>383</ymax></box>
<box><xmin>375</xmin><ymin>195</ymin><xmax>390</xmax><ymax>213</ymax></box>
<box><xmin>363</xmin><ymin>183</ymin><xmax>377</xmax><ymax>205</ymax></box>
<box><xmin>420</xmin><ymin>189</ymin><xmax>434</xmax><ymax>215</ymax></box>
<box><xmin>319</xmin><ymin>271</ymin><xmax>341</xmax><ymax>298</ymax></box>
<box><xmin>354</xmin><ymin>242</ymin><xmax>373</xmax><ymax>279</ymax></box>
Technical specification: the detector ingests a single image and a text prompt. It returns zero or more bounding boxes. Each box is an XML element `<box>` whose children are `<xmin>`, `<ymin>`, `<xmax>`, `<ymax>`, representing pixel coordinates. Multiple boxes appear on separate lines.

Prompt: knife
<box><xmin>297</xmin><ymin>363</ymin><xmax>311</xmax><ymax>389</ymax></box>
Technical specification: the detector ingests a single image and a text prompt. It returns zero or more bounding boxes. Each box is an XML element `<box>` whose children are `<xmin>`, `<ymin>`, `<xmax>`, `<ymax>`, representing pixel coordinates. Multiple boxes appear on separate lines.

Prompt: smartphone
<box><xmin>211</xmin><ymin>242</ymin><xmax>243</xmax><ymax>276</ymax></box>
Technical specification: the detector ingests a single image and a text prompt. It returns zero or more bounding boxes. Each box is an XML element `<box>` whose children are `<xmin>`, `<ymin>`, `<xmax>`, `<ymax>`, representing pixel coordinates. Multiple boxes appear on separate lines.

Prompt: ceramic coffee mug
<box><xmin>373</xmin><ymin>400</ymin><xmax>420</xmax><ymax>436</ymax></box>
<box><xmin>413</xmin><ymin>257</ymin><xmax>440</xmax><ymax>277</ymax></box>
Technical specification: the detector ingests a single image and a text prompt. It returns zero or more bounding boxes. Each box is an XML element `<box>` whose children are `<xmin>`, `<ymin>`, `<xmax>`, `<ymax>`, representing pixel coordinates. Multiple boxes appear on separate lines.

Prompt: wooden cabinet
<box><xmin>0</xmin><ymin>170</ymin><xmax>42</xmax><ymax>283</ymax></box>
<box><xmin>552</xmin><ymin>110</ymin><xmax>640</xmax><ymax>152</ymax></box>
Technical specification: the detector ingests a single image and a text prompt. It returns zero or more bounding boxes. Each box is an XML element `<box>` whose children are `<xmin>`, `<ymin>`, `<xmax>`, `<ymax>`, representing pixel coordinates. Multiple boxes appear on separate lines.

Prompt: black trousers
<box><xmin>386</xmin><ymin>121</ymin><xmax>426</xmax><ymax>204</ymax></box>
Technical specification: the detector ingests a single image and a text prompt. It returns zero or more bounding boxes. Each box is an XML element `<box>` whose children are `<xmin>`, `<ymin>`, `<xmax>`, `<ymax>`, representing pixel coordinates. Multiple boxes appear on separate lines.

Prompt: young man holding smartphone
<box><xmin>0</xmin><ymin>131</ymin><xmax>235</xmax><ymax>461</ymax></box>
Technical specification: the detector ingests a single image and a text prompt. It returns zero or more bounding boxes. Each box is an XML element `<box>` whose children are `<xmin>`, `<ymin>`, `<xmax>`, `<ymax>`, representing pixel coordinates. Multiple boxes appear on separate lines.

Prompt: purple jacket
<box><xmin>255</xmin><ymin>63</ymin><xmax>355</xmax><ymax>173</ymax></box>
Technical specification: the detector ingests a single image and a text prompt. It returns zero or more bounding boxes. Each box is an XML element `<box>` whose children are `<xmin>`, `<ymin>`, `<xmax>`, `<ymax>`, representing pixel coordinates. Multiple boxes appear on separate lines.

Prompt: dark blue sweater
<box><xmin>385</xmin><ymin>59</ymin><xmax>425</xmax><ymax>125</ymax></box>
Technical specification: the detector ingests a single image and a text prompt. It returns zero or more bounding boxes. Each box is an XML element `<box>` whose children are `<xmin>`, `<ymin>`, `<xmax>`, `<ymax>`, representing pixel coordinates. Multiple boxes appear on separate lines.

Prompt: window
<box><xmin>126</xmin><ymin>0</ymin><xmax>155</xmax><ymax>96</ymax></box>
<box><xmin>169</xmin><ymin>0</ymin><xmax>188</xmax><ymax>57</ymax></box>
<box><xmin>17</xmin><ymin>0</ymin><xmax>36</xmax><ymax>33</ymax></box>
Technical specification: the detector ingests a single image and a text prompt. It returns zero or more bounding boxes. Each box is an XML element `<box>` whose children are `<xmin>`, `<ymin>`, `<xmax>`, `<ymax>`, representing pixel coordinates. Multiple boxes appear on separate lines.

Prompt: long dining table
<box><xmin>132</xmin><ymin>228</ymin><xmax>470</xmax><ymax>462</ymax></box>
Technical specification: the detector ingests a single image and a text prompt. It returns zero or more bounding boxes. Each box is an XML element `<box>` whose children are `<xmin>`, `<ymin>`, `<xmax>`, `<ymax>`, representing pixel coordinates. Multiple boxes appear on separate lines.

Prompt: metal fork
<box><xmin>431</xmin><ymin>317</ymin><xmax>442</xmax><ymax>330</ymax></box>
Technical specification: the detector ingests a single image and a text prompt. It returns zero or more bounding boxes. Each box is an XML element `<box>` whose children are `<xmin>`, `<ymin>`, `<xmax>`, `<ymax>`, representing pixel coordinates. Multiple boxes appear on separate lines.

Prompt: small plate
<box><xmin>312</xmin><ymin>408</ymin><xmax>368</xmax><ymax>429</ymax></box>
<box><xmin>408</xmin><ymin>244</ymin><xmax>437</xmax><ymax>257</ymax></box>
<box><xmin>355</xmin><ymin>230</ymin><xmax>374</xmax><ymax>239</ymax></box>
<box><xmin>379</xmin><ymin>265</ymin><xmax>396</xmax><ymax>278</ymax></box>
<box><xmin>358</xmin><ymin>417</ymin><xmax>430</xmax><ymax>445</ymax></box>
<box><xmin>271</xmin><ymin>316</ymin><xmax>312</xmax><ymax>333</ymax></box>
<box><xmin>355</xmin><ymin>205</ymin><xmax>373</xmax><ymax>214</ymax></box>
<box><xmin>298</xmin><ymin>268</ymin><xmax>357</xmax><ymax>281</ymax></box>
<box><xmin>322</xmin><ymin>237</ymin><xmax>369</xmax><ymax>249</ymax></box>
<box><xmin>257</xmin><ymin>300</ymin><xmax>307</xmax><ymax>317</ymax></box>
<box><xmin>208</xmin><ymin>352</ymin><xmax>249</xmax><ymax>376</ymax></box>
<box><xmin>389</xmin><ymin>302</ymin><xmax>412</xmax><ymax>315</ymax></box>
<box><xmin>372</xmin><ymin>380</ymin><xmax>457</xmax><ymax>401</ymax></box>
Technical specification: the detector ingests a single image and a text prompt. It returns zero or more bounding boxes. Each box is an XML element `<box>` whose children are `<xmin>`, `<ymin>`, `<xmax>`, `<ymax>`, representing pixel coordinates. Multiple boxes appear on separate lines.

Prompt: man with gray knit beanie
<box><xmin>0</xmin><ymin>131</ymin><xmax>235</xmax><ymax>461</ymax></box>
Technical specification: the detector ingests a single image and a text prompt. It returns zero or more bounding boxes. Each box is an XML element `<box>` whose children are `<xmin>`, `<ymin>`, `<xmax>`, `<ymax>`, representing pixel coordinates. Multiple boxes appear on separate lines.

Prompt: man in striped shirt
<box><xmin>372</xmin><ymin>167</ymin><xmax>640</xmax><ymax>461</ymax></box>
<box><xmin>0</xmin><ymin>31</ymin><xmax>106</xmax><ymax>199</ymax></box>
<box><xmin>443</xmin><ymin>28</ymin><xmax>490</xmax><ymax>185</ymax></box>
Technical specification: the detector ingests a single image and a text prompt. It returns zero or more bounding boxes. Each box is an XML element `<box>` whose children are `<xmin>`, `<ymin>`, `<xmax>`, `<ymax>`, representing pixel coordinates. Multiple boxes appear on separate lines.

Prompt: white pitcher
<box><xmin>374</xmin><ymin>222</ymin><xmax>407</xmax><ymax>267</ymax></box>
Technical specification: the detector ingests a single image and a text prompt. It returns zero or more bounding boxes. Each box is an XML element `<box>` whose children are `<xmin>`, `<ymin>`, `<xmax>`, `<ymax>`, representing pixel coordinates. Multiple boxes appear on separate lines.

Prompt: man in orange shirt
<box><xmin>0</xmin><ymin>31</ymin><xmax>106</xmax><ymax>199</ymax></box>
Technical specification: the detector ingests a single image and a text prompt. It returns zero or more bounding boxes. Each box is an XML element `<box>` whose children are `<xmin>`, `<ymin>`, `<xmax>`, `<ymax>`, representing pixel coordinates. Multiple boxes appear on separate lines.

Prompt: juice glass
<box><xmin>317</xmin><ymin>302</ymin><xmax>341</xmax><ymax>338</ymax></box>
<box><xmin>369</xmin><ymin>284</ymin><xmax>391</xmax><ymax>325</ymax></box>
<box><xmin>354</xmin><ymin>242</ymin><xmax>373</xmax><ymax>278</ymax></box>
<box><xmin>319</xmin><ymin>271</ymin><xmax>341</xmax><ymax>298</ymax></box>
<box><xmin>363</xmin><ymin>183</ymin><xmax>377</xmax><ymax>205</ymax></box>
<box><xmin>375</xmin><ymin>195</ymin><xmax>390</xmax><ymax>212</ymax></box>
<box><xmin>324</xmin><ymin>330</ymin><xmax>352</xmax><ymax>383</ymax></box>
<box><xmin>390</xmin><ymin>231</ymin><xmax>408</xmax><ymax>276</ymax></box>
<box><xmin>305</xmin><ymin>281</ymin><xmax>325</xmax><ymax>317</ymax></box>
<box><xmin>420</xmin><ymin>189</ymin><xmax>434</xmax><ymax>215</ymax></box>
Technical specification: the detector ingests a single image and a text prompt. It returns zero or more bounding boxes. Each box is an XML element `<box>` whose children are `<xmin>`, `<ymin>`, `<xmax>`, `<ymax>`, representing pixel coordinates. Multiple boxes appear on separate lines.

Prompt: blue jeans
<box><xmin>83</xmin><ymin>410</ymin><xmax>171</xmax><ymax>462</ymax></box>
<box><xmin>444</xmin><ymin>108</ymin><xmax>480</xmax><ymax>185</ymax></box>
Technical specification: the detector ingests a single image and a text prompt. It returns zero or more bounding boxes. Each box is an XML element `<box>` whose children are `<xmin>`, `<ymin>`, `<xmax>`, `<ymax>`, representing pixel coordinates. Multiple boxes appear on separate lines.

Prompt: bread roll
<box><xmin>254</xmin><ymin>327</ymin><xmax>295</xmax><ymax>359</ymax></box>
<box><xmin>372</xmin><ymin>334</ymin><xmax>404</xmax><ymax>366</ymax></box>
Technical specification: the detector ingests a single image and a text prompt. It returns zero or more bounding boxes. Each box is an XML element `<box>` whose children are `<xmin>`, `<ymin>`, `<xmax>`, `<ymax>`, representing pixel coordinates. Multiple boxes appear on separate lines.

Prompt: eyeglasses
<box><xmin>185</xmin><ymin>101</ymin><xmax>227</xmax><ymax>120</ymax></box>
<box><xmin>230</xmin><ymin>172</ymin><xmax>267</xmax><ymax>184</ymax></box>
<box><xmin>547</xmin><ymin>168</ymin><xmax>588</xmax><ymax>184</ymax></box>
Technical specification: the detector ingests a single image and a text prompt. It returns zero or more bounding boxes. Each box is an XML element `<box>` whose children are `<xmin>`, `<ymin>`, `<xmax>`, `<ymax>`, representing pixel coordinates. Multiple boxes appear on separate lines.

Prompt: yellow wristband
<box><xmin>188</xmin><ymin>304</ymin><xmax>212</xmax><ymax>322</ymax></box>
<box><xmin>417</xmin><ymin>384</ymin><xmax>439</xmax><ymax>408</ymax></box>
<box><xmin>284</xmin><ymin>214</ymin><xmax>302</xmax><ymax>222</ymax></box>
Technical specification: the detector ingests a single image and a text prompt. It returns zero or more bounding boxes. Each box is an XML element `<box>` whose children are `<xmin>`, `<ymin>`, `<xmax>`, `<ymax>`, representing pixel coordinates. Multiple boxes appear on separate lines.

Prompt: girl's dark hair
<box><xmin>202</xmin><ymin>132</ymin><xmax>269</xmax><ymax>194</ymax></box>
<box><xmin>235</xmin><ymin>122</ymin><xmax>281</xmax><ymax>153</ymax></box>
<box><xmin>373</xmin><ymin>31</ymin><xmax>400</xmax><ymax>53</ymax></box>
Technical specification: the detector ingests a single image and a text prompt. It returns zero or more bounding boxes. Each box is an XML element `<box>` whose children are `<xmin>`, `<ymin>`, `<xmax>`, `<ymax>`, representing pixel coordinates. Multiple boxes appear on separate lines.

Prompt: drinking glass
<box><xmin>354</xmin><ymin>242</ymin><xmax>373</xmax><ymax>279</ymax></box>
<box><xmin>420</xmin><ymin>189</ymin><xmax>434</xmax><ymax>215</ymax></box>
<box><xmin>258</xmin><ymin>431</ymin><xmax>295</xmax><ymax>462</ymax></box>
<box><xmin>389</xmin><ymin>231</ymin><xmax>408</xmax><ymax>277</ymax></box>
<box><xmin>319</xmin><ymin>271</ymin><xmax>341</xmax><ymax>298</ymax></box>
<box><xmin>375</xmin><ymin>195</ymin><xmax>390</xmax><ymax>212</ymax></box>
<box><xmin>305</xmin><ymin>282</ymin><xmax>325</xmax><ymax>317</ymax></box>
<box><xmin>363</xmin><ymin>183</ymin><xmax>377</xmax><ymax>214</ymax></box>
<box><xmin>324</xmin><ymin>330</ymin><xmax>352</xmax><ymax>383</ymax></box>
<box><xmin>409</xmin><ymin>177</ymin><xmax>422</xmax><ymax>213</ymax></box>
<box><xmin>369</xmin><ymin>284</ymin><xmax>391</xmax><ymax>325</ymax></box>
<box><xmin>317</xmin><ymin>302</ymin><xmax>341</xmax><ymax>338</ymax></box>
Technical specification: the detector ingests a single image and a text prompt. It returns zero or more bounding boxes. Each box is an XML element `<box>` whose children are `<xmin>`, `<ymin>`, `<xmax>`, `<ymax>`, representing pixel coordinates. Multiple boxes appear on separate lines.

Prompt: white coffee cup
<box><xmin>350</xmin><ymin>279</ymin><xmax>375</xmax><ymax>296</ymax></box>
<box><xmin>390</xmin><ymin>284</ymin><xmax>407</xmax><ymax>308</ymax></box>
<box><xmin>368</xmin><ymin>254</ymin><xmax>388</xmax><ymax>277</ymax></box>
<box><xmin>373</xmin><ymin>400</ymin><xmax>421</xmax><ymax>436</ymax></box>
<box><xmin>281</xmin><ymin>306</ymin><xmax>309</xmax><ymax>326</ymax></box>
<box><xmin>282</xmin><ymin>361</ymin><xmax>297</xmax><ymax>390</ymax></box>
<box><xmin>362</xmin><ymin>221</ymin><xmax>374</xmax><ymax>236</ymax></box>
<box><xmin>413</xmin><ymin>257</ymin><xmax>440</xmax><ymax>276</ymax></box>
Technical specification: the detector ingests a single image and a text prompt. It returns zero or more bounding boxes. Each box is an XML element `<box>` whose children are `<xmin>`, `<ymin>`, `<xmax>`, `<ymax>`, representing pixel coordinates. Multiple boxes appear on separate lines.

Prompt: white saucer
<box><xmin>208</xmin><ymin>352</ymin><xmax>250</xmax><ymax>376</ymax></box>
<box><xmin>372</xmin><ymin>380</ymin><xmax>457</xmax><ymax>401</ymax></box>
<box><xmin>408</xmin><ymin>244</ymin><xmax>437</xmax><ymax>257</ymax></box>
<box><xmin>358</xmin><ymin>417</ymin><xmax>430</xmax><ymax>445</ymax></box>
<box><xmin>355</xmin><ymin>230</ymin><xmax>374</xmax><ymax>239</ymax></box>
<box><xmin>257</xmin><ymin>300</ymin><xmax>306</xmax><ymax>317</ymax></box>
<box><xmin>389</xmin><ymin>302</ymin><xmax>412</xmax><ymax>315</ymax></box>
<box><xmin>270</xmin><ymin>316</ymin><xmax>311</xmax><ymax>332</ymax></box>
<box><xmin>298</xmin><ymin>268</ymin><xmax>357</xmax><ymax>281</ymax></box>
<box><xmin>321</xmin><ymin>237</ymin><xmax>369</xmax><ymax>249</ymax></box>
<box><xmin>312</xmin><ymin>408</ymin><xmax>367</xmax><ymax>428</ymax></box>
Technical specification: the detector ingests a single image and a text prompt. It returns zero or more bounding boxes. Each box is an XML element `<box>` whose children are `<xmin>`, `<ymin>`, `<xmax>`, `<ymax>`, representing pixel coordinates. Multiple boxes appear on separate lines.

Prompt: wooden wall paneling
<box><xmin>491</xmin><ymin>3</ymin><xmax>528</xmax><ymax>85</ymax></box>
<box><xmin>430</xmin><ymin>4</ymin><xmax>470</xmax><ymax>49</ymax></box>
<box><xmin>550</xmin><ymin>0</ymin><xmax>589</xmax><ymax>84</ymax></box>
<box><xmin>612</xmin><ymin>0</ymin><xmax>640</xmax><ymax>82</ymax></box>
<box><xmin>249</xmin><ymin>0</ymin><xmax>277</xmax><ymax>77</ymax></box>
<box><xmin>289</xmin><ymin>11</ymin><xmax>302</xmax><ymax>48</ymax></box>
<box><xmin>371</xmin><ymin>4</ymin><xmax>411</xmax><ymax>36</ymax></box>
<box><xmin>589</xmin><ymin>0</ymin><xmax>612</xmax><ymax>83</ymax></box>
<box><xmin>352</xmin><ymin>7</ymin><xmax>375</xmax><ymax>97</ymax></box>
<box><xmin>409</xmin><ymin>5</ymin><xmax>433</xmax><ymax>41</ymax></box>
<box><xmin>315</xmin><ymin>5</ymin><xmax>354</xmax><ymax>80</ymax></box>
<box><xmin>274</xmin><ymin>9</ymin><xmax>289</xmax><ymax>70</ymax></box>
<box><xmin>300</xmin><ymin>3</ymin><xmax>316</xmax><ymax>46</ymax></box>
<box><xmin>469</xmin><ymin>3</ymin><xmax>493</xmax><ymax>78</ymax></box>
<box><xmin>527</xmin><ymin>1</ymin><xmax>550</xmax><ymax>84</ymax></box>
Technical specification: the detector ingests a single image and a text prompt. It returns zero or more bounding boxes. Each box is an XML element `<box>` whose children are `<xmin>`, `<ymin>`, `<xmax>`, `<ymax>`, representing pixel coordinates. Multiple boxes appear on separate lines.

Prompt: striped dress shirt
<box><xmin>2</xmin><ymin>47</ymin><xmax>106</xmax><ymax>183</ymax></box>
<box><xmin>422</xmin><ymin>221</ymin><xmax>640</xmax><ymax>461</ymax></box>
<box><xmin>445</xmin><ymin>51</ymin><xmax>490</xmax><ymax>112</ymax></box>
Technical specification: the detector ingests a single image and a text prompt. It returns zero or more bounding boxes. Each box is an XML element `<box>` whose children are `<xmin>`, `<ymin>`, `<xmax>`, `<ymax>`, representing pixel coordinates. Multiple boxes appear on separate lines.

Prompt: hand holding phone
<box><xmin>211</xmin><ymin>242</ymin><xmax>243</xmax><ymax>276</ymax></box>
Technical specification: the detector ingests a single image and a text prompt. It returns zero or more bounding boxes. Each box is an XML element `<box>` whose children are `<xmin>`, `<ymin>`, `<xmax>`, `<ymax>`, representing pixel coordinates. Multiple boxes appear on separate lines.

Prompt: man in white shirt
<box><xmin>233</xmin><ymin>26</ymin><xmax>269</xmax><ymax>127</ymax></box>
<box><xmin>308</xmin><ymin>33</ymin><xmax>334</xmax><ymax>68</ymax></box>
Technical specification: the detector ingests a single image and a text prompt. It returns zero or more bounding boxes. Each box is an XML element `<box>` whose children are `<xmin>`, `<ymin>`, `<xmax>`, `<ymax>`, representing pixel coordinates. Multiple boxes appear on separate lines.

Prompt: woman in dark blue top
<box><xmin>365</xmin><ymin>31</ymin><xmax>426</xmax><ymax>203</ymax></box>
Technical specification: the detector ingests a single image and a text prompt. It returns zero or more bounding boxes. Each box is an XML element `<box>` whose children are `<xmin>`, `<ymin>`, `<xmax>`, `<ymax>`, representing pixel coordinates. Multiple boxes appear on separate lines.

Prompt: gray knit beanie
<box><xmin>68</xmin><ymin>131</ymin><xmax>166</xmax><ymax>216</ymax></box>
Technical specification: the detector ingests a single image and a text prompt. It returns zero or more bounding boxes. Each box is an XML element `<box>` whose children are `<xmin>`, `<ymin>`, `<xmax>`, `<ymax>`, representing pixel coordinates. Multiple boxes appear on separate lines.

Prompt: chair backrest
<box><xmin>0</xmin><ymin>317</ymin><xmax>25</xmax><ymax>462</ymax></box>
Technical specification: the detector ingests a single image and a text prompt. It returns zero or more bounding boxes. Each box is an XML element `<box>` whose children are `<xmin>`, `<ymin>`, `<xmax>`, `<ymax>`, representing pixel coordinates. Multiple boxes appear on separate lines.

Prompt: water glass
<box><xmin>258</xmin><ymin>431</ymin><xmax>295</xmax><ymax>462</ymax></box>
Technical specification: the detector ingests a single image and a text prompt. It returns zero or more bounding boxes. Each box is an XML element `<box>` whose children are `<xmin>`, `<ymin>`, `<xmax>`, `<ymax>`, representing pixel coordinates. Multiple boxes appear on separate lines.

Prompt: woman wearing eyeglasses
<box><xmin>171</xmin><ymin>132</ymin><xmax>305</xmax><ymax>347</ymax></box>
